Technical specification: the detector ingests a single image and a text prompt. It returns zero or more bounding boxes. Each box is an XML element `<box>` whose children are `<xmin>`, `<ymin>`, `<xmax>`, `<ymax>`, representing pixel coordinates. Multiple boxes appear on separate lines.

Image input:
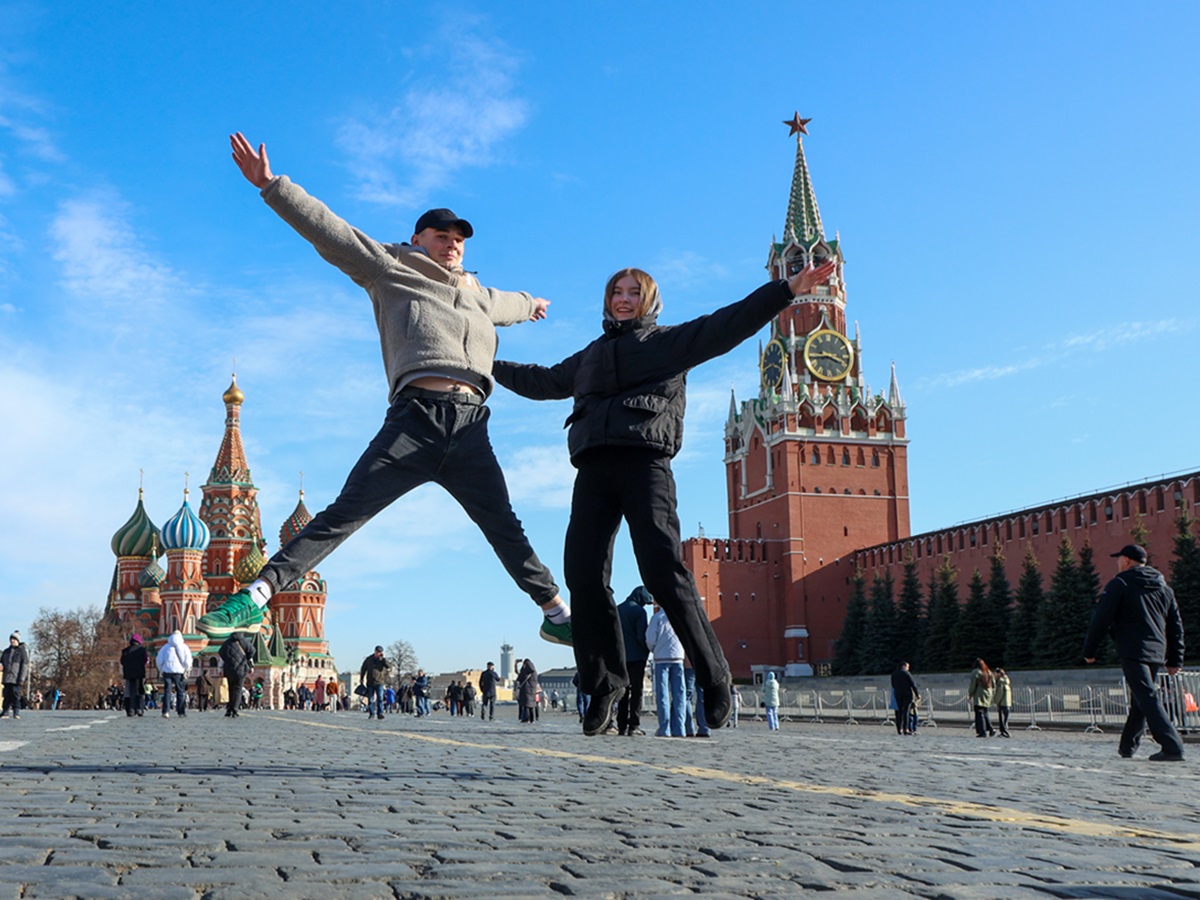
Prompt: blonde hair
<box><xmin>604</xmin><ymin>268</ymin><xmax>660</xmax><ymax>320</ymax></box>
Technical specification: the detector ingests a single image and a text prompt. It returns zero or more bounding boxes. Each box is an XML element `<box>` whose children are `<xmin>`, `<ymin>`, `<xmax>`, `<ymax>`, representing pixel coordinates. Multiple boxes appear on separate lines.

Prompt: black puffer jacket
<box><xmin>493</xmin><ymin>280</ymin><xmax>792</xmax><ymax>464</ymax></box>
<box><xmin>1083</xmin><ymin>565</ymin><xmax>1185</xmax><ymax>665</ymax></box>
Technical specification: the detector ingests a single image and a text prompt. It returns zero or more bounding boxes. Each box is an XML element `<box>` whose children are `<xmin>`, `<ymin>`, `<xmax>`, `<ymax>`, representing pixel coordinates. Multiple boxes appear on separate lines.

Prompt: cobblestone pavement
<box><xmin>0</xmin><ymin>708</ymin><xmax>1197</xmax><ymax>899</ymax></box>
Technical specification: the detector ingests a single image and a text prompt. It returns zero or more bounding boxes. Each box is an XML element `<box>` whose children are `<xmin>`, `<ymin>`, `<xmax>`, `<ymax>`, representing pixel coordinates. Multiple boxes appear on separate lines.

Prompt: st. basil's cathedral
<box><xmin>106</xmin><ymin>377</ymin><xmax>338</xmax><ymax>702</ymax></box>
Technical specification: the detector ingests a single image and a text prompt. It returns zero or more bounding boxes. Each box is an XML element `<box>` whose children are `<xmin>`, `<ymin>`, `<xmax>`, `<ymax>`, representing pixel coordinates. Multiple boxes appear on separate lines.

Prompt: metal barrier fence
<box><xmin>642</xmin><ymin>670</ymin><xmax>1200</xmax><ymax>734</ymax></box>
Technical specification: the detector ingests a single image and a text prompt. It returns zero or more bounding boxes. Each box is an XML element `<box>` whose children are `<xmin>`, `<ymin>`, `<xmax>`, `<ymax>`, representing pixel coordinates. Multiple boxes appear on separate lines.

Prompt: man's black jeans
<box><xmin>1120</xmin><ymin>659</ymin><xmax>1185</xmax><ymax>757</ymax></box>
<box><xmin>260</xmin><ymin>391</ymin><xmax>559</xmax><ymax>605</ymax></box>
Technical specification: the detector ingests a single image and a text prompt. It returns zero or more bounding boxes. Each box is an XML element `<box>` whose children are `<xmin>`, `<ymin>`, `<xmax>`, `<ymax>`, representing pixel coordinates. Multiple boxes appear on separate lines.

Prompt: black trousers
<box><xmin>1120</xmin><ymin>660</ymin><xmax>1184</xmax><ymax>757</ymax></box>
<box><xmin>1</xmin><ymin>684</ymin><xmax>20</xmax><ymax>715</ymax></box>
<box><xmin>565</xmin><ymin>449</ymin><xmax>730</xmax><ymax>699</ymax></box>
<box><xmin>261</xmin><ymin>393</ymin><xmax>559</xmax><ymax>605</ymax></box>
<box><xmin>616</xmin><ymin>658</ymin><xmax>647</xmax><ymax>733</ymax></box>
<box><xmin>225</xmin><ymin>674</ymin><xmax>246</xmax><ymax>715</ymax></box>
<box><xmin>996</xmin><ymin>705</ymin><xmax>1010</xmax><ymax>735</ymax></box>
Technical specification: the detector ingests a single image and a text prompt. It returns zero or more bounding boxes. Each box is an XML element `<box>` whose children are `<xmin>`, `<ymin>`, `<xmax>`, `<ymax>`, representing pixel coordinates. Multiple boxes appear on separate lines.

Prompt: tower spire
<box><xmin>888</xmin><ymin>361</ymin><xmax>904</xmax><ymax>408</ymax></box>
<box><xmin>209</xmin><ymin>374</ymin><xmax>252</xmax><ymax>486</ymax></box>
<box><xmin>782</xmin><ymin>112</ymin><xmax>824</xmax><ymax>247</ymax></box>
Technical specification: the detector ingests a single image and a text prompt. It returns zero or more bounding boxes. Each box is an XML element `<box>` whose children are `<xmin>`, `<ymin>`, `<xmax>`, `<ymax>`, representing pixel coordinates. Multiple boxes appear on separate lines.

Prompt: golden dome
<box><xmin>222</xmin><ymin>374</ymin><xmax>245</xmax><ymax>406</ymax></box>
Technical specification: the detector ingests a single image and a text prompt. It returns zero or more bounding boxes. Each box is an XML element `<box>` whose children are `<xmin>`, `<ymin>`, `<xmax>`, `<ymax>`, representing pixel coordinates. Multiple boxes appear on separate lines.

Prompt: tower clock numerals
<box><xmin>761</xmin><ymin>339</ymin><xmax>786</xmax><ymax>392</ymax></box>
<box><xmin>803</xmin><ymin>329</ymin><xmax>854</xmax><ymax>382</ymax></box>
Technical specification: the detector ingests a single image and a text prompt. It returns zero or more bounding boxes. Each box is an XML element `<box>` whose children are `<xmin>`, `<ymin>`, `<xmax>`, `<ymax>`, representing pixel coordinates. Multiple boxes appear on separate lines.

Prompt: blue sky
<box><xmin>1</xmin><ymin>3</ymin><xmax>1197</xmax><ymax>676</ymax></box>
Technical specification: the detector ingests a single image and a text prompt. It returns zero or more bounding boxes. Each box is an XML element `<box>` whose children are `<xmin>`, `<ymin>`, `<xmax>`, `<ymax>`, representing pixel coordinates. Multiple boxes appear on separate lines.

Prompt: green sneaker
<box><xmin>539</xmin><ymin>617</ymin><xmax>573</xmax><ymax>647</ymax></box>
<box><xmin>197</xmin><ymin>589</ymin><xmax>264</xmax><ymax>638</ymax></box>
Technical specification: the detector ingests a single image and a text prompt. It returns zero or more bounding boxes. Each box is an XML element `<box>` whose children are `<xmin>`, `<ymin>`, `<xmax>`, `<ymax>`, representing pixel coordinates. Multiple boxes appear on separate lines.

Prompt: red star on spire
<box><xmin>783</xmin><ymin>112</ymin><xmax>812</xmax><ymax>137</ymax></box>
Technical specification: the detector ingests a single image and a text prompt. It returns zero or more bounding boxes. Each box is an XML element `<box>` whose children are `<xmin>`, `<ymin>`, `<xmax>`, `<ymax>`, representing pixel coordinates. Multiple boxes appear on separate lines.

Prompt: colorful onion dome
<box><xmin>222</xmin><ymin>374</ymin><xmax>244</xmax><ymax>406</ymax></box>
<box><xmin>279</xmin><ymin>491</ymin><xmax>312</xmax><ymax>546</ymax></box>
<box><xmin>111</xmin><ymin>489</ymin><xmax>163</xmax><ymax>558</ymax></box>
<box><xmin>233</xmin><ymin>536</ymin><xmax>267</xmax><ymax>584</ymax></box>
<box><xmin>160</xmin><ymin>490</ymin><xmax>211</xmax><ymax>552</ymax></box>
<box><xmin>138</xmin><ymin>557</ymin><xmax>166</xmax><ymax>589</ymax></box>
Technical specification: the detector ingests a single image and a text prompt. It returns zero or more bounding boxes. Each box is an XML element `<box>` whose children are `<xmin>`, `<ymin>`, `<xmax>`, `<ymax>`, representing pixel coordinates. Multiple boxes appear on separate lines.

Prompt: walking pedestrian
<box><xmin>0</xmin><ymin>632</ymin><xmax>29</xmax><ymax>718</ymax></box>
<box><xmin>993</xmin><ymin>668</ymin><xmax>1012</xmax><ymax>737</ymax></box>
<box><xmin>968</xmin><ymin>659</ymin><xmax>996</xmax><ymax>737</ymax></box>
<box><xmin>479</xmin><ymin>662</ymin><xmax>500</xmax><ymax>721</ymax></box>
<box><xmin>119</xmin><ymin>634</ymin><xmax>148</xmax><ymax>717</ymax></box>
<box><xmin>156</xmin><ymin>630</ymin><xmax>192</xmax><ymax>718</ymax></box>
<box><xmin>763</xmin><ymin>672</ymin><xmax>781</xmax><ymax>731</ymax></box>
<box><xmin>516</xmin><ymin>659</ymin><xmax>539</xmax><ymax>723</ymax></box>
<box><xmin>890</xmin><ymin>661</ymin><xmax>919</xmax><ymax>736</ymax></box>
<box><xmin>360</xmin><ymin>646</ymin><xmax>390</xmax><ymax>720</ymax></box>
<box><xmin>646</xmin><ymin>603</ymin><xmax>685</xmax><ymax>737</ymax></box>
<box><xmin>219</xmin><ymin>632</ymin><xmax>256</xmax><ymax>718</ymax></box>
<box><xmin>1084</xmin><ymin>543</ymin><xmax>1186</xmax><ymax>761</ymax></box>
<box><xmin>616</xmin><ymin>586</ymin><xmax>652</xmax><ymax>736</ymax></box>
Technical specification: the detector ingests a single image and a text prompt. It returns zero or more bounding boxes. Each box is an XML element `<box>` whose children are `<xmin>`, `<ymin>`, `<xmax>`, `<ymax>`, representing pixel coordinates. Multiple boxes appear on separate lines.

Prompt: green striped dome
<box><xmin>111</xmin><ymin>491</ymin><xmax>162</xmax><ymax>558</ymax></box>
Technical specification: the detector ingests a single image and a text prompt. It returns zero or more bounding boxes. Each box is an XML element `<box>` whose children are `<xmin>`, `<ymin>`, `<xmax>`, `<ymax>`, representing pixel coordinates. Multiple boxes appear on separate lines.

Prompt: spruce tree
<box><xmin>895</xmin><ymin>558</ymin><xmax>925</xmax><ymax>671</ymax></box>
<box><xmin>832</xmin><ymin>570</ymin><xmax>869</xmax><ymax>676</ymax></box>
<box><xmin>1006</xmin><ymin>549</ymin><xmax>1043</xmax><ymax>669</ymax></box>
<box><xmin>1075</xmin><ymin>542</ymin><xmax>1113</xmax><ymax>662</ymax></box>
<box><xmin>1170</xmin><ymin>514</ymin><xmax>1200</xmax><ymax>645</ymax></box>
<box><xmin>1130</xmin><ymin>515</ymin><xmax>1152</xmax><ymax>564</ymax></box>
<box><xmin>984</xmin><ymin>544</ymin><xmax>1013</xmax><ymax>667</ymax></box>
<box><xmin>951</xmin><ymin>569</ymin><xmax>989</xmax><ymax>670</ymax></box>
<box><xmin>862</xmin><ymin>572</ymin><xmax>897</xmax><ymax>674</ymax></box>
<box><xmin>1034</xmin><ymin>537</ymin><xmax>1079</xmax><ymax>667</ymax></box>
<box><xmin>923</xmin><ymin>557</ymin><xmax>960</xmax><ymax>672</ymax></box>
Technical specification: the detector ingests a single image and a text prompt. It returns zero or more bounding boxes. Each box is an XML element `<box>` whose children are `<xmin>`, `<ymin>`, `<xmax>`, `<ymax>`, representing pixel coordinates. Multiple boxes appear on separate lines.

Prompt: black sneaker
<box><xmin>582</xmin><ymin>687</ymin><xmax>625</xmax><ymax>736</ymax></box>
<box><xmin>703</xmin><ymin>673</ymin><xmax>734</xmax><ymax>730</ymax></box>
<box><xmin>1148</xmin><ymin>751</ymin><xmax>1184</xmax><ymax>762</ymax></box>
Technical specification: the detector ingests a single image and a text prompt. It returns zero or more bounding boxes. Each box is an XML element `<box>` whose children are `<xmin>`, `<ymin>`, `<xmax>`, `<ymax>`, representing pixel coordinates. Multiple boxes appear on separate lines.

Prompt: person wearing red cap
<box><xmin>1084</xmin><ymin>544</ymin><xmax>1186</xmax><ymax>761</ymax></box>
<box><xmin>199</xmin><ymin>133</ymin><xmax>572</xmax><ymax>649</ymax></box>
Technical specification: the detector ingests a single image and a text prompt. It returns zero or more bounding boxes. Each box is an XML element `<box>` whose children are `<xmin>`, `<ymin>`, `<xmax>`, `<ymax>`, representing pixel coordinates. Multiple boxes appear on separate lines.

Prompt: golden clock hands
<box><xmin>810</xmin><ymin>351</ymin><xmax>846</xmax><ymax>361</ymax></box>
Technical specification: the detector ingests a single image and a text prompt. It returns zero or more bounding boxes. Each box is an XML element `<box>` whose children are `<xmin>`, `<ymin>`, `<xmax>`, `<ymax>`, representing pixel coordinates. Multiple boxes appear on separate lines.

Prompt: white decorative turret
<box><xmin>888</xmin><ymin>361</ymin><xmax>904</xmax><ymax>409</ymax></box>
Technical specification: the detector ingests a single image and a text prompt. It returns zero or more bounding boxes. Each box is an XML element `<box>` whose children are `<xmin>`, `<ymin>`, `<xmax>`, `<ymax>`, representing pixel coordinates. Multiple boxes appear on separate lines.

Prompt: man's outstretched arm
<box><xmin>231</xmin><ymin>132</ymin><xmax>274</xmax><ymax>188</ymax></box>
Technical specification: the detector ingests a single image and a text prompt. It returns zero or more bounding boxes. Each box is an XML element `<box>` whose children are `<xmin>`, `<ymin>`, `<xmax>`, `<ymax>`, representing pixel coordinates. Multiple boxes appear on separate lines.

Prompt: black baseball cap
<box><xmin>413</xmin><ymin>208</ymin><xmax>473</xmax><ymax>238</ymax></box>
<box><xmin>1111</xmin><ymin>544</ymin><xmax>1148</xmax><ymax>564</ymax></box>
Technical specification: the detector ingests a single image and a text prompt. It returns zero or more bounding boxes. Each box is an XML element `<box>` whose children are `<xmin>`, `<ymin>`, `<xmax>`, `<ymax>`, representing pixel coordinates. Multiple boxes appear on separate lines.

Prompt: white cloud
<box><xmin>502</xmin><ymin>445</ymin><xmax>575</xmax><ymax>510</ymax></box>
<box><xmin>649</xmin><ymin>250</ymin><xmax>731</xmax><ymax>293</ymax></box>
<box><xmin>336</xmin><ymin>31</ymin><xmax>529</xmax><ymax>208</ymax></box>
<box><xmin>919</xmin><ymin>318</ymin><xmax>1196</xmax><ymax>390</ymax></box>
<box><xmin>50</xmin><ymin>194</ymin><xmax>189</xmax><ymax>312</ymax></box>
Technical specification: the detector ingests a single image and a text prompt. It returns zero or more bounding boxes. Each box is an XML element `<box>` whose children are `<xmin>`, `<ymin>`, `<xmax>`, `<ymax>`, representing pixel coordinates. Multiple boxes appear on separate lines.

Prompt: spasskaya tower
<box><xmin>683</xmin><ymin>113</ymin><xmax>910</xmax><ymax>678</ymax></box>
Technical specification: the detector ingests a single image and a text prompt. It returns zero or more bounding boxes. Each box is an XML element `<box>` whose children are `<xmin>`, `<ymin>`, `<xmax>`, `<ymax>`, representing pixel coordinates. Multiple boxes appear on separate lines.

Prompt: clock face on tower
<box><xmin>803</xmin><ymin>329</ymin><xmax>854</xmax><ymax>382</ymax></box>
<box><xmin>761</xmin><ymin>339</ymin><xmax>786</xmax><ymax>392</ymax></box>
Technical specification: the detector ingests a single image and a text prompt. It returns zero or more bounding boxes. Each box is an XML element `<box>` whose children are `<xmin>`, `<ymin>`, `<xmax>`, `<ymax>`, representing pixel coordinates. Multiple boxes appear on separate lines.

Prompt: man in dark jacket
<box><xmin>890</xmin><ymin>661</ymin><xmax>920</xmax><ymax>736</ymax></box>
<box><xmin>478</xmin><ymin>662</ymin><xmax>500</xmax><ymax>721</ymax></box>
<box><xmin>1</xmin><ymin>631</ymin><xmax>29</xmax><ymax>718</ymax></box>
<box><xmin>219</xmin><ymin>632</ymin><xmax>257</xmax><ymax>718</ymax></box>
<box><xmin>616</xmin><ymin>586</ymin><xmax>653</xmax><ymax>736</ymax></box>
<box><xmin>1084</xmin><ymin>544</ymin><xmax>1185</xmax><ymax>761</ymax></box>
<box><xmin>119</xmin><ymin>634</ymin><xmax>149</xmax><ymax>717</ymax></box>
<box><xmin>360</xmin><ymin>646</ymin><xmax>391</xmax><ymax>720</ymax></box>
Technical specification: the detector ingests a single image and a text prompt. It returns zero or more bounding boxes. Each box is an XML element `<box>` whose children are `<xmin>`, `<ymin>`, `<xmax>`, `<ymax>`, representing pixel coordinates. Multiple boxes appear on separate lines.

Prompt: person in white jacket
<box><xmin>645</xmin><ymin>605</ymin><xmax>685</xmax><ymax>737</ymax></box>
<box><xmin>156</xmin><ymin>631</ymin><xmax>192</xmax><ymax>719</ymax></box>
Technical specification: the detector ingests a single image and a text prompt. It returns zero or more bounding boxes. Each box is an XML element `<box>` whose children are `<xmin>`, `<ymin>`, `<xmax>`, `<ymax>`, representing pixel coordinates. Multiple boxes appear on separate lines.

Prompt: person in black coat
<box><xmin>890</xmin><ymin>661</ymin><xmax>920</xmax><ymax>735</ymax></box>
<box><xmin>219</xmin><ymin>632</ymin><xmax>257</xmax><ymax>718</ymax></box>
<box><xmin>478</xmin><ymin>662</ymin><xmax>500</xmax><ymax>721</ymax></box>
<box><xmin>1084</xmin><ymin>544</ymin><xmax>1186</xmax><ymax>761</ymax></box>
<box><xmin>119</xmin><ymin>634</ymin><xmax>149</xmax><ymax>717</ymax></box>
<box><xmin>494</xmin><ymin>261</ymin><xmax>835</xmax><ymax>736</ymax></box>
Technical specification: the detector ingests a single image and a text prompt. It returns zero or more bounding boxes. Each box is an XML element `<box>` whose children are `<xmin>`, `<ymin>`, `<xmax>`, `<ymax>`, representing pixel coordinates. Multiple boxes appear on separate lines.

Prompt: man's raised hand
<box><xmin>787</xmin><ymin>259</ymin><xmax>837</xmax><ymax>297</ymax></box>
<box><xmin>230</xmin><ymin>132</ymin><xmax>273</xmax><ymax>189</ymax></box>
<box><xmin>530</xmin><ymin>298</ymin><xmax>550</xmax><ymax>321</ymax></box>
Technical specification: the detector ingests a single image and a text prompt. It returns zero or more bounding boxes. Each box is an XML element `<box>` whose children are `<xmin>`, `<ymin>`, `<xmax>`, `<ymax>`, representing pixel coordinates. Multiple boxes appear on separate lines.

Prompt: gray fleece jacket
<box><xmin>261</xmin><ymin>176</ymin><xmax>537</xmax><ymax>401</ymax></box>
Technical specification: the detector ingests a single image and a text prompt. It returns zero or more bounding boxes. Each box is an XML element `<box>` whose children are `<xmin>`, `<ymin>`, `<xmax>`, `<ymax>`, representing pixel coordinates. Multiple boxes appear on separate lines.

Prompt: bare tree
<box><xmin>386</xmin><ymin>639</ymin><xmax>419</xmax><ymax>682</ymax></box>
<box><xmin>29</xmin><ymin>606</ymin><xmax>126</xmax><ymax>709</ymax></box>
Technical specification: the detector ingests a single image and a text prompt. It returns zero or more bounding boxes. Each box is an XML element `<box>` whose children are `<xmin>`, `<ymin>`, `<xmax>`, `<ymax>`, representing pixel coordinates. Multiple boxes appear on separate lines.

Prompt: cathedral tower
<box><xmin>684</xmin><ymin>114</ymin><xmax>910</xmax><ymax>678</ymax></box>
<box><xmin>199</xmin><ymin>375</ymin><xmax>266</xmax><ymax>611</ymax></box>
